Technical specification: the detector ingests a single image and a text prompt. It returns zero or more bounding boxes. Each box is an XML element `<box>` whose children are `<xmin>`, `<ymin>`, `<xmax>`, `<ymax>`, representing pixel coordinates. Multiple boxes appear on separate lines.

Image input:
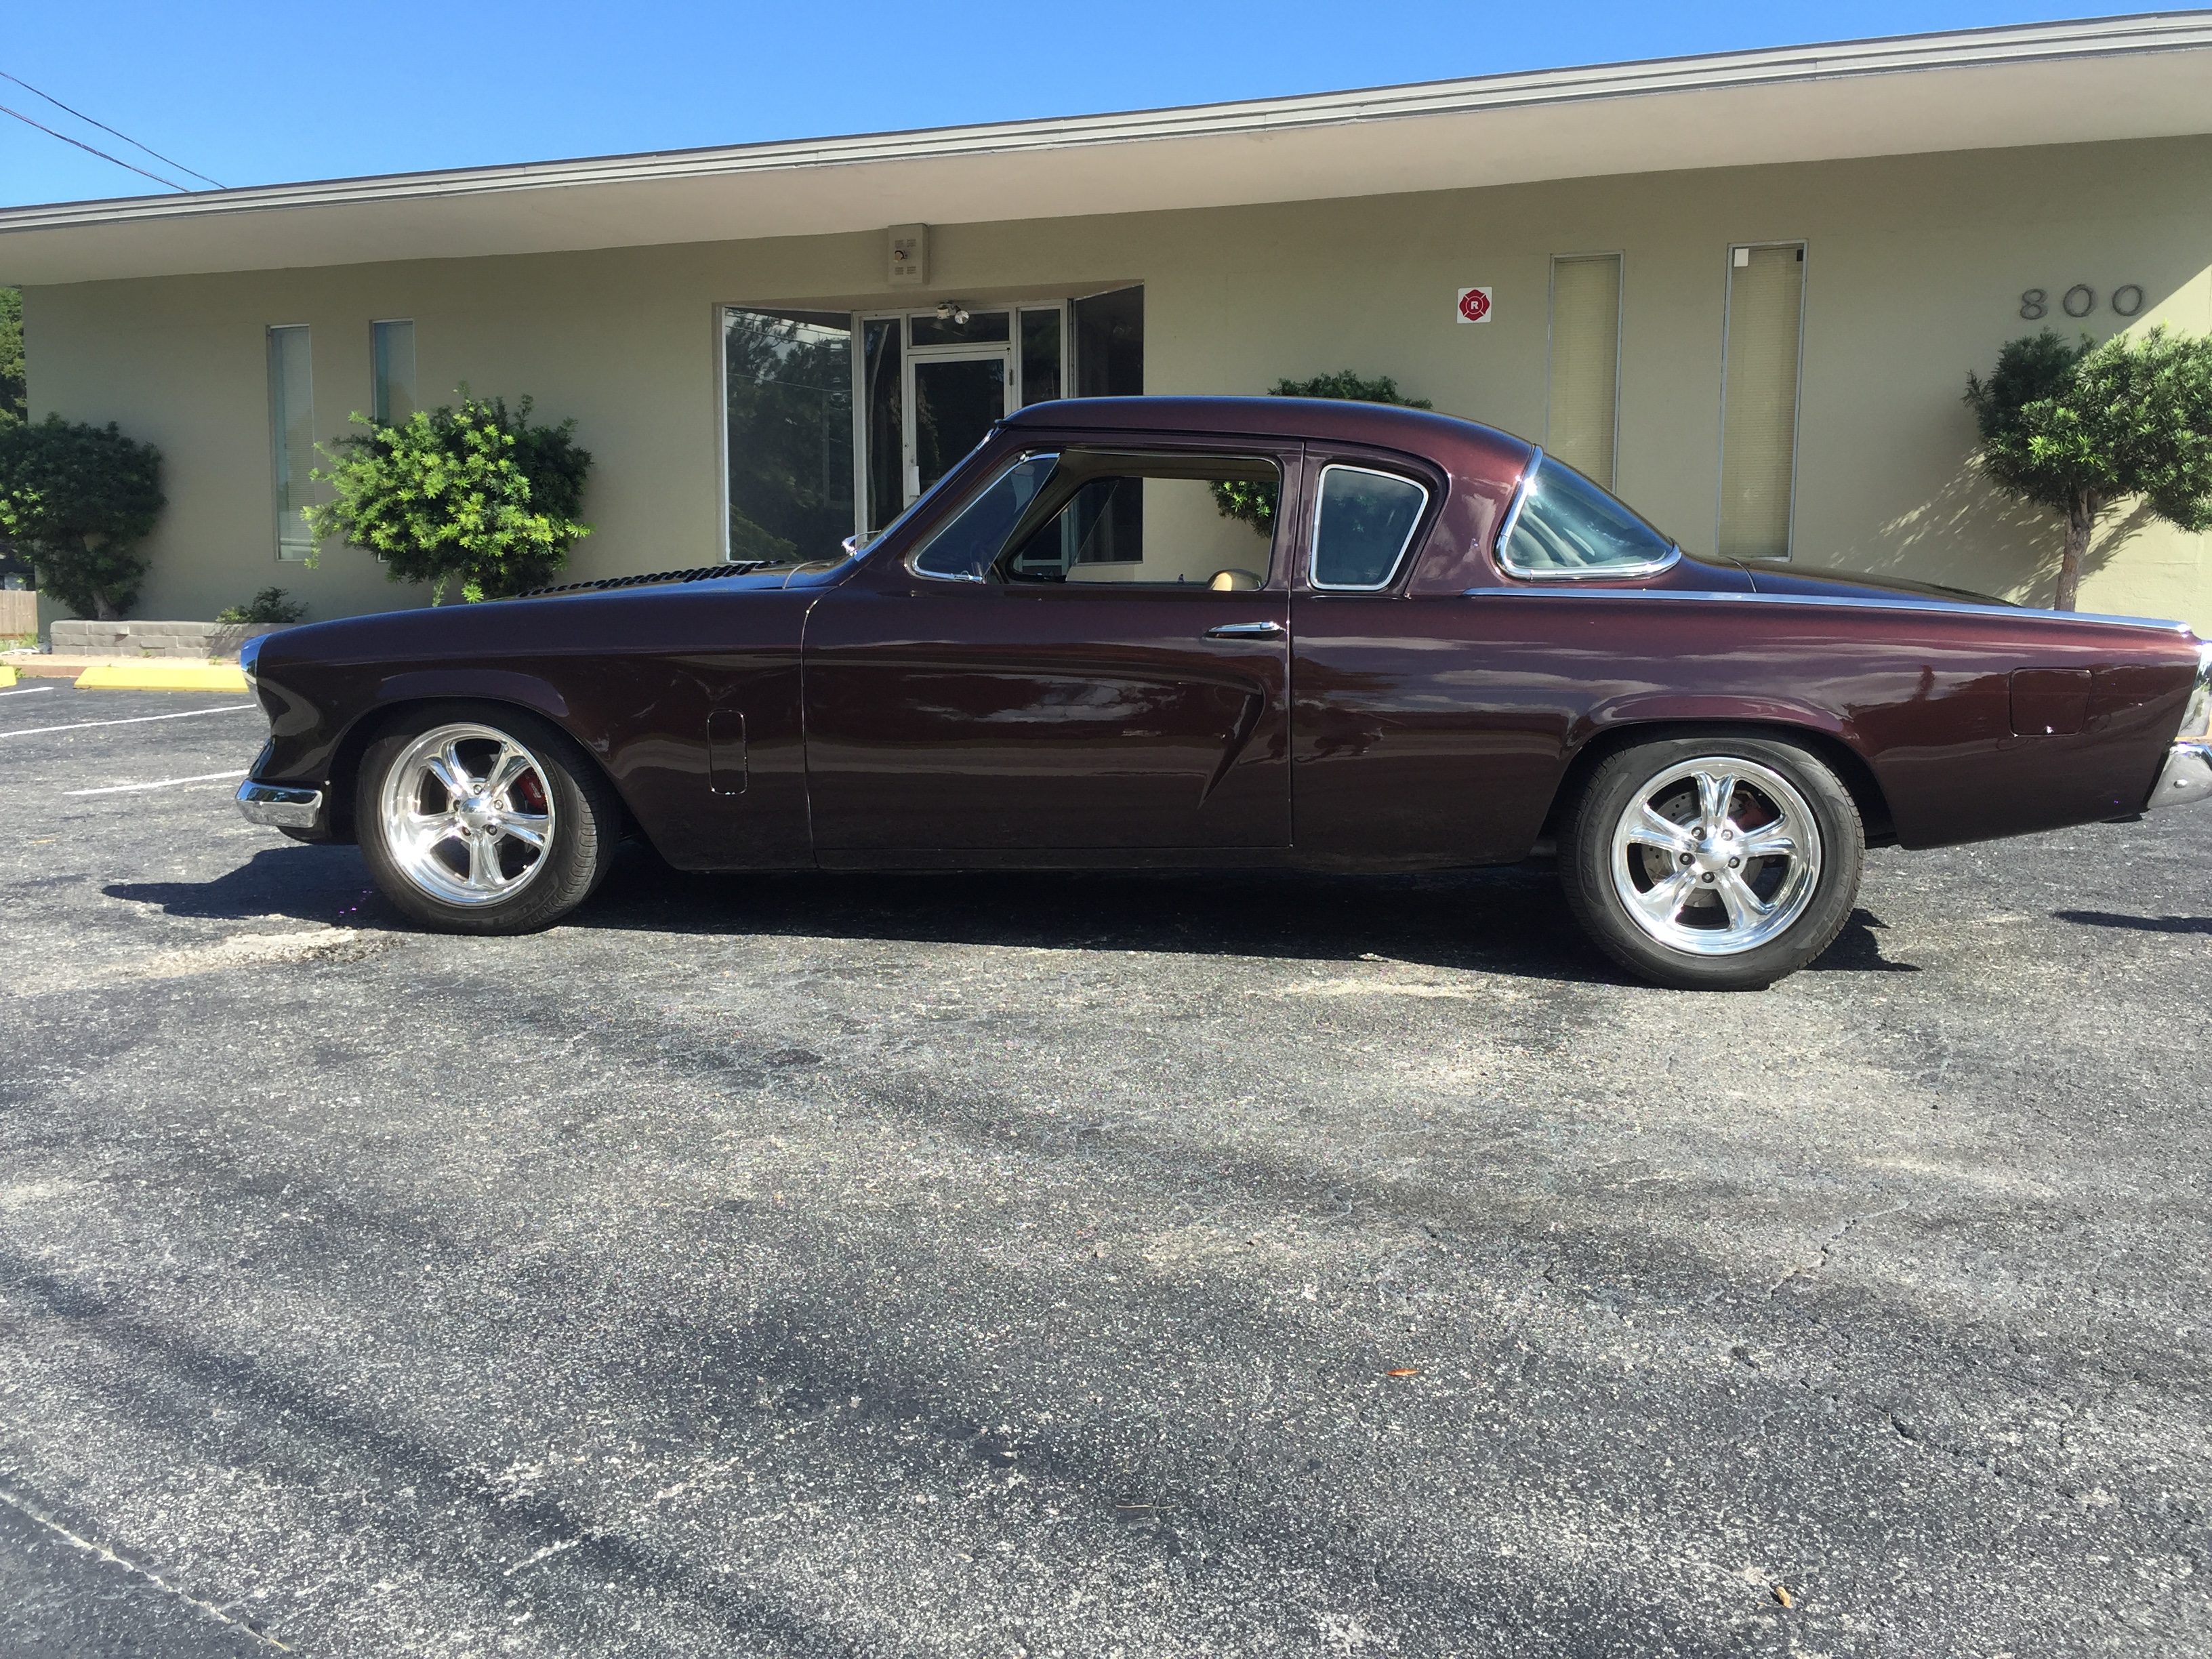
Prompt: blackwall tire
<box><xmin>356</xmin><ymin>702</ymin><xmax>619</xmax><ymax>936</ymax></box>
<box><xmin>1561</xmin><ymin>733</ymin><xmax>1864</xmax><ymax>991</ymax></box>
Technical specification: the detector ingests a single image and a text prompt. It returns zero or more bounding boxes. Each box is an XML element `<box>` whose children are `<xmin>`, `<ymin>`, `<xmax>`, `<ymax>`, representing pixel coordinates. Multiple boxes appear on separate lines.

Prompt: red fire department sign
<box><xmin>1456</xmin><ymin>286</ymin><xmax>1494</xmax><ymax>325</ymax></box>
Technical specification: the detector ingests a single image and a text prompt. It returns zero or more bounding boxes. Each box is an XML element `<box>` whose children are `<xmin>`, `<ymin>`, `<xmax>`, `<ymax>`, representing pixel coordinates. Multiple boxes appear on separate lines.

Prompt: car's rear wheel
<box><xmin>1561</xmin><ymin>733</ymin><xmax>1864</xmax><ymax>990</ymax></box>
<box><xmin>357</xmin><ymin>703</ymin><xmax>619</xmax><ymax>935</ymax></box>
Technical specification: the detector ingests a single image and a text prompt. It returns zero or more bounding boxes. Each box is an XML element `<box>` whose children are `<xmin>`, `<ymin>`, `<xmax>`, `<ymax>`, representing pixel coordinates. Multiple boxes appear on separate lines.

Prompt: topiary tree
<box><xmin>1215</xmin><ymin>371</ymin><xmax>1434</xmax><ymax>535</ymax></box>
<box><xmin>305</xmin><ymin>390</ymin><xmax>592</xmax><ymax>602</ymax></box>
<box><xmin>0</xmin><ymin>415</ymin><xmax>165</xmax><ymax>619</ymax></box>
<box><xmin>1965</xmin><ymin>325</ymin><xmax>2212</xmax><ymax>611</ymax></box>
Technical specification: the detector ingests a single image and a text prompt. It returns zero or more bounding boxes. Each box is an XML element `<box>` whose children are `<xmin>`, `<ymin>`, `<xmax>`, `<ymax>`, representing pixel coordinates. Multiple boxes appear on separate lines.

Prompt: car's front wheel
<box><xmin>1561</xmin><ymin>733</ymin><xmax>1864</xmax><ymax>990</ymax></box>
<box><xmin>357</xmin><ymin>703</ymin><xmax>619</xmax><ymax>935</ymax></box>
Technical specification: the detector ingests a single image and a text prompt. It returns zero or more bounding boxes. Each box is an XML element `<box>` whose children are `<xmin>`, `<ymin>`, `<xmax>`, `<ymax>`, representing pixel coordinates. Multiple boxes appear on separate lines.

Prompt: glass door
<box><xmin>901</xmin><ymin>308</ymin><xmax>1015</xmax><ymax>508</ymax></box>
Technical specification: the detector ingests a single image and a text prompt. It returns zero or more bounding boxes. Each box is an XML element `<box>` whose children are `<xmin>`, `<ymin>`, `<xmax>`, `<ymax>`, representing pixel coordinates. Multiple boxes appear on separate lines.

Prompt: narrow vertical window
<box><xmin>1073</xmin><ymin>287</ymin><xmax>1143</xmax><ymax>397</ymax></box>
<box><xmin>1718</xmin><ymin>243</ymin><xmax>1805</xmax><ymax>560</ymax></box>
<box><xmin>1019</xmin><ymin>306</ymin><xmax>1063</xmax><ymax>407</ymax></box>
<box><xmin>860</xmin><ymin>317</ymin><xmax>902</xmax><ymax>535</ymax></box>
<box><xmin>721</xmin><ymin>307</ymin><xmax>854</xmax><ymax>564</ymax></box>
<box><xmin>267</xmin><ymin>325</ymin><xmax>314</xmax><ymax>562</ymax></box>
<box><xmin>372</xmin><ymin>320</ymin><xmax>416</xmax><ymax>425</ymax></box>
<box><xmin>1546</xmin><ymin>254</ymin><xmax>1622</xmax><ymax>489</ymax></box>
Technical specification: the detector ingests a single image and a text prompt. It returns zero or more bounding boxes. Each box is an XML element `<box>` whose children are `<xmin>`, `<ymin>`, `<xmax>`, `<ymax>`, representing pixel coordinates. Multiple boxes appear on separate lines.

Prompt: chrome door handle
<box><xmin>1204</xmin><ymin>621</ymin><xmax>1286</xmax><ymax>640</ymax></box>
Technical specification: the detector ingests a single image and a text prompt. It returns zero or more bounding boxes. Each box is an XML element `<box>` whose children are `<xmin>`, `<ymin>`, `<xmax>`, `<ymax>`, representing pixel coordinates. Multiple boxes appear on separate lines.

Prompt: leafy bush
<box><xmin>0</xmin><ymin>415</ymin><xmax>165</xmax><ymax>619</ymax></box>
<box><xmin>1965</xmin><ymin>325</ymin><xmax>2212</xmax><ymax>609</ymax></box>
<box><xmin>0</xmin><ymin>289</ymin><xmax>24</xmax><ymax>428</ymax></box>
<box><xmin>305</xmin><ymin>391</ymin><xmax>592</xmax><ymax>602</ymax></box>
<box><xmin>216</xmin><ymin>586</ymin><xmax>307</xmax><ymax>625</ymax></box>
<box><xmin>1215</xmin><ymin>372</ymin><xmax>1434</xmax><ymax>535</ymax></box>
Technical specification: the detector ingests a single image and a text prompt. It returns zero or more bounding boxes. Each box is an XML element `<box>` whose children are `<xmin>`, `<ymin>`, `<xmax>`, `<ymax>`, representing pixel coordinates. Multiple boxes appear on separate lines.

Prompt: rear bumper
<box><xmin>2150</xmin><ymin>740</ymin><xmax>2212</xmax><ymax>811</ymax></box>
<box><xmin>236</xmin><ymin>780</ymin><xmax>325</xmax><ymax>830</ymax></box>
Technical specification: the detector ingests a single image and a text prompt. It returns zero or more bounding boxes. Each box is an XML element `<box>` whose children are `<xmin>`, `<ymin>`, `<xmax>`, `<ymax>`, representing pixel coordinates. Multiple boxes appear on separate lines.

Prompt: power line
<box><xmin>0</xmin><ymin>101</ymin><xmax>190</xmax><ymax>192</ymax></box>
<box><xmin>0</xmin><ymin>67</ymin><xmax>224</xmax><ymax>190</ymax></box>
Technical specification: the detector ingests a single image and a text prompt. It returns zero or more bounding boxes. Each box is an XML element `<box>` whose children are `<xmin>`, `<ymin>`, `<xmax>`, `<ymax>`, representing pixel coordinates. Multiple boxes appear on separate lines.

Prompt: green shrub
<box><xmin>216</xmin><ymin>586</ymin><xmax>307</xmax><ymax>625</ymax></box>
<box><xmin>0</xmin><ymin>415</ymin><xmax>165</xmax><ymax>619</ymax></box>
<box><xmin>1215</xmin><ymin>372</ymin><xmax>1434</xmax><ymax>536</ymax></box>
<box><xmin>1966</xmin><ymin>325</ymin><xmax>2212</xmax><ymax>609</ymax></box>
<box><xmin>305</xmin><ymin>391</ymin><xmax>592</xmax><ymax>602</ymax></box>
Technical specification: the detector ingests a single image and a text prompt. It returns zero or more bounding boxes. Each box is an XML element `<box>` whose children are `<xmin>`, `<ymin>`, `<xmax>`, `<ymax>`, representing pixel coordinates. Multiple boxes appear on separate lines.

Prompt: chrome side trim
<box><xmin>1459</xmin><ymin>583</ymin><xmax>2193</xmax><ymax>632</ymax></box>
<box><xmin>2148</xmin><ymin>739</ymin><xmax>2212</xmax><ymax>812</ymax></box>
<box><xmin>236</xmin><ymin>780</ymin><xmax>324</xmax><ymax>830</ymax></box>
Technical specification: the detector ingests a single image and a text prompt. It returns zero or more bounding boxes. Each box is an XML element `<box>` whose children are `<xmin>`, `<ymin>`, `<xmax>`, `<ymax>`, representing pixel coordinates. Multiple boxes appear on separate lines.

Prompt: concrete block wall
<box><xmin>49</xmin><ymin>619</ymin><xmax>298</xmax><ymax>659</ymax></box>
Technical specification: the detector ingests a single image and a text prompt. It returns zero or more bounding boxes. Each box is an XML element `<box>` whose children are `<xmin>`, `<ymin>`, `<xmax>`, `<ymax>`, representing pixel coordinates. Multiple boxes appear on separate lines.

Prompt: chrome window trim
<box><xmin>1492</xmin><ymin>445</ymin><xmax>1683</xmax><ymax>581</ymax></box>
<box><xmin>1459</xmin><ymin>583</ymin><xmax>2193</xmax><ymax>632</ymax></box>
<box><xmin>1309</xmin><ymin>462</ymin><xmax>1432</xmax><ymax>592</ymax></box>
<box><xmin>899</xmin><ymin>445</ymin><xmax>1051</xmax><ymax>585</ymax></box>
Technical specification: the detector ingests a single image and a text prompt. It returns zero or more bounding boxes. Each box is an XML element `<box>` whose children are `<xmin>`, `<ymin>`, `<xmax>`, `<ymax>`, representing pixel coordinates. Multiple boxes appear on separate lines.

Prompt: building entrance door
<box><xmin>906</xmin><ymin>348</ymin><xmax>1012</xmax><ymax>506</ymax></box>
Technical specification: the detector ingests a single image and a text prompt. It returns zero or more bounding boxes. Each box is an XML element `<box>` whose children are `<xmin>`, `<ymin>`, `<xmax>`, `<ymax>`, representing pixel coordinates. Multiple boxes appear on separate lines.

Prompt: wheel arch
<box><xmin>1540</xmin><ymin>719</ymin><xmax>1896</xmax><ymax>849</ymax></box>
<box><xmin>324</xmin><ymin>693</ymin><xmax>638</xmax><ymax>846</ymax></box>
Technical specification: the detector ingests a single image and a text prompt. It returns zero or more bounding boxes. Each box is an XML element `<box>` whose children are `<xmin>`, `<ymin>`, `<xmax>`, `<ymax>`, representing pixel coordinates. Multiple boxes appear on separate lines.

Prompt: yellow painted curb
<box><xmin>75</xmin><ymin>662</ymin><xmax>250</xmax><ymax>693</ymax></box>
<box><xmin>0</xmin><ymin>664</ymin><xmax>15</xmax><ymax>688</ymax></box>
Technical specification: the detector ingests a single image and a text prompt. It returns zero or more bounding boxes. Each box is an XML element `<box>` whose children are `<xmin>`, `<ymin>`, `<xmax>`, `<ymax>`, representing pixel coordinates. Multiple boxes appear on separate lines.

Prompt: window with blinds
<box><xmin>267</xmin><ymin>325</ymin><xmax>314</xmax><ymax>563</ymax></box>
<box><xmin>1718</xmin><ymin>243</ymin><xmax>1805</xmax><ymax>560</ymax></box>
<box><xmin>1546</xmin><ymin>254</ymin><xmax>1622</xmax><ymax>489</ymax></box>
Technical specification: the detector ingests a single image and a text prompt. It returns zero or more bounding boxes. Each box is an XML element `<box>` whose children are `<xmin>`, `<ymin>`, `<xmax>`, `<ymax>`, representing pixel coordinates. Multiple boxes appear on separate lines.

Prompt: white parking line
<box><xmin>0</xmin><ymin>703</ymin><xmax>258</xmax><ymax>739</ymax></box>
<box><xmin>66</xmin><ymin>769</ymin><xmax>250</xmax><ymax>798</ymax></box>
<box><xmin>0</xmin><ymin>684</ymin><xmax>54</xmax><ymax>697</ymax></box>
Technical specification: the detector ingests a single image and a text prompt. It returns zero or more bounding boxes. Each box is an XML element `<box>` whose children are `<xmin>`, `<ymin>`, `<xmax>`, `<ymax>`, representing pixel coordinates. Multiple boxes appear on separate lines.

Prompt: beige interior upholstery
<box><xmin>1209</xmin><ymin>568</ymin><xmax>1264</xmax><ymax>591</ymax></box>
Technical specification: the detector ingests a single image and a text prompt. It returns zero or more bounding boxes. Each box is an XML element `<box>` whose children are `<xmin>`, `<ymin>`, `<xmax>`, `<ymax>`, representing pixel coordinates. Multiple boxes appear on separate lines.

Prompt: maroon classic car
<box><xmin>237</xmin><ymin>396</ymin><xmax>2212</xmax><ymax>989</ymax></box>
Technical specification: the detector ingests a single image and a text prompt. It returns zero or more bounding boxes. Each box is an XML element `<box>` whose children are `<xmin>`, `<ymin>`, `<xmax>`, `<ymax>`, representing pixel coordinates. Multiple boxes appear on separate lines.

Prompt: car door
<box><xmin>803</xmin><ymin>440</ymin><xmax>1302</xmax><ymax>857</ymax></box>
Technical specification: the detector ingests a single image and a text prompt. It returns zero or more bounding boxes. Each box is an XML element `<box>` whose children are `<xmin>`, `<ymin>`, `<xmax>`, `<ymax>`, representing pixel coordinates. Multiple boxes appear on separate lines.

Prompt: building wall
<box><xmin>24</xmin><ymin>133</ymin><xmax>2212</xmax><ymax>631</ymax></box>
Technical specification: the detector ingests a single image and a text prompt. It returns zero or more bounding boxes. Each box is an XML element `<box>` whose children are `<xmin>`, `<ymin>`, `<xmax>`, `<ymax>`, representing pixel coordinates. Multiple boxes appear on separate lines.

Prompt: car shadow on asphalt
<box><xmin>2051</xmin><ymin>909</ymin><xmax>2212</xmax><ymax>935</ymax></box>
<box><xmin>104</xmin><ymin>843</ymin><xmax>1921</xmax><ymax>985</ymax></box>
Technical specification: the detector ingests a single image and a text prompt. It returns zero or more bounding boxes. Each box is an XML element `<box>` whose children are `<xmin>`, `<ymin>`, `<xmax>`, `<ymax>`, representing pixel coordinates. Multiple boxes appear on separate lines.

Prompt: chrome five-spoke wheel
<box><xmin>1563</xmin><ymin>735</ymin><xmax>1864</xmax><ymax>989</ymax></box>
<box><xmin>377</xmin><ymin>722</ymin><xmax>557</xmax><ymax>906</ymax></box>
<box><xmin>1610</xmin><ymin>758</ymin><xmax>1822</xmax><ymax>956</ymax></box>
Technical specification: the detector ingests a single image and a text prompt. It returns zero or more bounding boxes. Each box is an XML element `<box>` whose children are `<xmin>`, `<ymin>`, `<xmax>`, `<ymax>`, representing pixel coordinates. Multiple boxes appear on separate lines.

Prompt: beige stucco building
<box><xmin>5</xmin><ymin>14</ymin><xmax>2211</xmax><ymax>631</ymax></box>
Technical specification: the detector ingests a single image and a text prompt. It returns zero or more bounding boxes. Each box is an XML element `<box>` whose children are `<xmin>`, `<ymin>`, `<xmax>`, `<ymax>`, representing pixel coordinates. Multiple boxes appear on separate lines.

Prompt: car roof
<box><xmin>1002</xmin><ymin>395</ymin><xmax>1532</xmax><ymax>476</ymax></box>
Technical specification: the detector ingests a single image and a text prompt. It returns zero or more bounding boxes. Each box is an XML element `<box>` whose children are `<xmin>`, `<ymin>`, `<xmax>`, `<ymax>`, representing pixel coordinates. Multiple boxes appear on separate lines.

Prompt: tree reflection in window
<box><xmin>723</xmin><ymin>308</ymin><xmax>854</xmax><ymax>563</ymax></box>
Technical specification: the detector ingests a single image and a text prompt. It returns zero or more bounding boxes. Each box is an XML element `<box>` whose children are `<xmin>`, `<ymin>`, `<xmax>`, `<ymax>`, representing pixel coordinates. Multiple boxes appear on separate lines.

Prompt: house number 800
<box><xmin>2021</xmin><ymin>285</ymin><xmax>2145</xmax><ymax>321</ymax></box>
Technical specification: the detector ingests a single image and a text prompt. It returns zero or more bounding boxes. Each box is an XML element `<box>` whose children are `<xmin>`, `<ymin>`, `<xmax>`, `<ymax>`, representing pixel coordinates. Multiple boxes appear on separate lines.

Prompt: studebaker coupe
<box><xmin>237</xmin><ymin>396</ymin><xmax>2212</xmax><ymax>989</ymax></box>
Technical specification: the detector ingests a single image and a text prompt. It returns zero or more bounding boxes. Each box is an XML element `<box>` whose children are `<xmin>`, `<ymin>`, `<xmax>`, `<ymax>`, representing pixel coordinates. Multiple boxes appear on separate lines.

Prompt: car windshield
<box><xmin>1501</xmin><ymin>454</ymin><xmax>1675</xmax><ymax>575</ymax></box>
<box><xmin>909</xmin><ymin>453</ymin><xmax>1061</xmax><ymax>580</ymax></box>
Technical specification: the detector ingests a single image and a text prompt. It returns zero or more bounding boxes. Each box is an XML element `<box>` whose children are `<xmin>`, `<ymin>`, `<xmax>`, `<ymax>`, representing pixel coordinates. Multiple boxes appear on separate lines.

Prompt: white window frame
<box><xmin>1543</xmin><ymin>251</ymin><xmax>1624</xmax><ymax>492</ymax></box>
<box><xmin>1715</xmin><ymin>240</ymin><xmax>1809</xmax><ymax>562</ymax></box>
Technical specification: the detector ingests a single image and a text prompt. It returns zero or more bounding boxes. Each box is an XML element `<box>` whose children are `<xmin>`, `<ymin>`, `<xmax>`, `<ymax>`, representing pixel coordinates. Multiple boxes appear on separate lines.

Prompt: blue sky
<box><xmin>3</xmin><ymin>1</ymin><xmax>2109</xmax><ymax>206</ymax></box>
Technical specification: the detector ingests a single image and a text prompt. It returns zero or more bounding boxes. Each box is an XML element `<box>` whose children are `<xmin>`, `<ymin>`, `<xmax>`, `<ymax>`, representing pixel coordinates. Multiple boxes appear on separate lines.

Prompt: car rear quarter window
<box><xmin>1311</xmin><ymin>466</ymin><xmax>1429</xmax><ymax>591</ymax></box>
<box><xmin>1499</xmin><ymin>453</ymin><xmax>1676</xmax><ymax>577</ymax></box>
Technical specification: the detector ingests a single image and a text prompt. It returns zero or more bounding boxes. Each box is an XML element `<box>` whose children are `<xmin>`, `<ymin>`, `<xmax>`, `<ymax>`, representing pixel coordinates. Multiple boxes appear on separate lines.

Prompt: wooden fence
<box><xmin>0</xmin><ymin>590</ymin><xmax>35</xmax><ymax>638</ymax></box>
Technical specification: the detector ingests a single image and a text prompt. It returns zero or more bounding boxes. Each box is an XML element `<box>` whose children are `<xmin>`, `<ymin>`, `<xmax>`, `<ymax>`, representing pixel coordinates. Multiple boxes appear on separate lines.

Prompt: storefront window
<box><xmin>722</xmin><ymin>307</ymin><xmax>855</xmax><ymax>563</ymax></box>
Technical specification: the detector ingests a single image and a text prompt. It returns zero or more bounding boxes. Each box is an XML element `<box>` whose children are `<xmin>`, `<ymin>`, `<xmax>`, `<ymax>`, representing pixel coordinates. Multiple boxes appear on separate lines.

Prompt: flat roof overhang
<box><xmin>4</xmin><ymin>11</ymin><xmax>2211</xmax><ymax>286</ymax></box>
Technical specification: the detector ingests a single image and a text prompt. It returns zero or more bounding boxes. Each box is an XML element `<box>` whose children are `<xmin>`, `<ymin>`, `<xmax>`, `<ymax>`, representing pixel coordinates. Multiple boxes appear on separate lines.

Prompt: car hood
<box><xmin>1734</xmin><ymin>561</ymin><xmax>2011</xmax><ymax>608</ymax></box>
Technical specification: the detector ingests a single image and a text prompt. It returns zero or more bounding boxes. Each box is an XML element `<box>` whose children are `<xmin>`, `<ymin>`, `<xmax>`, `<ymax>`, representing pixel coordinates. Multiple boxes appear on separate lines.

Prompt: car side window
<box><xmin>1498</xmin><ymin>452</ymin><xmax>1677</xmax><ymax>577</ymax></box>
<box><xmin>1309</xmin><ymin>465</ymin><xmax>1429</xmax><ymax>591</ymax></box>
<box><xmin>1002</xmin><ymin>453</ymin><xmax>1281</xmax><ymax>590</ymax></box>
<box><xmin>910</xmin><ymin>453</ymin><xmax>1060</xmax><ymax>581</ymax></box>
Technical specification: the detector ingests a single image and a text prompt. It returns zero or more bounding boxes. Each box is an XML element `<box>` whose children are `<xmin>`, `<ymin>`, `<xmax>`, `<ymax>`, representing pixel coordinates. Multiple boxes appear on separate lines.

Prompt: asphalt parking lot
<box><xmin>1</xmin><ymin>681</ymin><xmax>2209</xmax><ymax>1658</ymax></box>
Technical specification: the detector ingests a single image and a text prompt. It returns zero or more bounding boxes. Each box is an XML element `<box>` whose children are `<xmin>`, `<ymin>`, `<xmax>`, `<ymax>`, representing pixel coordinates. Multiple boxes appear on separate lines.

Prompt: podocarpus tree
<box><xmin>1214</xmin><ymin>371</ymin><xmax>1433</xmax><ymax>536</ymax></box>
<box><xmin>0</xmin><ymin>415</ymin><xmax>165</xmax><ymax>619</ymax></box>
<box><xmin>1965</xmin><ymin>325</ymin><xmax>2212</xmax><ymax>611</ymax></box>
<box><xmin>306</xmin><ymin>392</ymin><xmax>592</xmax><ymax>602</ymax></box>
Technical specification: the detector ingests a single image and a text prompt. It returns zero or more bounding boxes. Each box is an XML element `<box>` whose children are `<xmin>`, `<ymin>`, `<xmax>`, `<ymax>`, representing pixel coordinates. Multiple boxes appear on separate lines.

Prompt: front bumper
<box><xmin>2150</xmin><ymin>739</ymin><xmax>2212</xmax><ymax>811</ymax></box>
<box><xmin>236</xmin><ymin>780</ymin><xmax>325</xmax><ymax>830</ymax></box>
